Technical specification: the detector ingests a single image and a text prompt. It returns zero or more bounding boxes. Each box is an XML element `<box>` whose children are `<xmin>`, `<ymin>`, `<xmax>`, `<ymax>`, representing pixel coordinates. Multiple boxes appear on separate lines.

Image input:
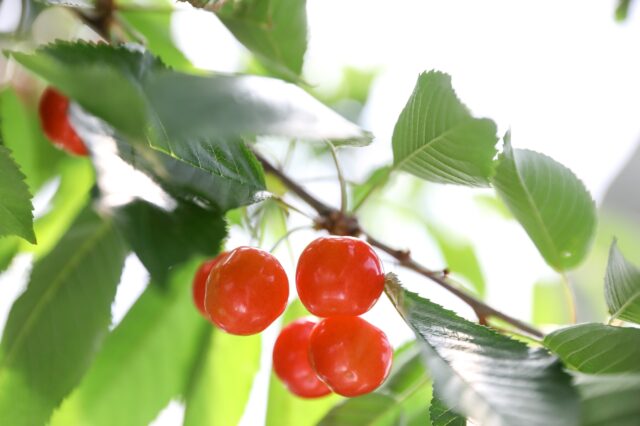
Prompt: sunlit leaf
<box><xmin>604</xmin><ymin>240</ymin><xmax>640</xmax><ymax>324</ymax></box>
<box><xmin>430</xmin><ymin>393</ymin><xmax>465</xmax><ymax>426</ymax></box>
<box><xmin>317</xmin><ymin>394</ymin><xmax>402</xmax><ymax>426</ymax></box>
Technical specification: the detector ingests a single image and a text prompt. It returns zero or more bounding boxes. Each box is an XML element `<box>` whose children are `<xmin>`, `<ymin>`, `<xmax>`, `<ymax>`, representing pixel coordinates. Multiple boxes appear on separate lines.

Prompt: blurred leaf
<box><xmin>118</xmin><ymin>10</ymin><xmax>194</xmax><ymax>71</ymax></box>
<box><xmin>385</xmin><ymin>273</ymin><xmax>579</xmax><ymax>426</ymax></box>
<box><xmin>12</xmin><ymin>42</ymin><xmax>370</xmax><ymax>147</ymax></box>
<box><xmin>545</xmin><ymin>323</ymin><xmax>640</xmax><ymax>374</ymax></box>
<box><xmin>350</xmin><ymin>166</ymin><xmax>391</xmax><ymax>211</ymax></box>
<box><xmin>474</xmin><ymin>194</ymin><xmax>512</xmax><ymax>219</ymax></box>
<box><xmin>532</xmin><ymin>279</ymin><xmax>570</xmax><ymax>325</ymax></box>
<box><xmin>214</xmin><ymin>0</ymin><xmax>308</xmax><ymax>79</ymax></box>
<box><xmin>112</xmin><ymin>198</ymin><xmax>226</xmax><ymax>284</ymax></box>
<box><xmin>184</xmin><ymin>329</ymin><xmax>261</xmax><ymax>426</ymax></box>
<box><xmin>0</xmin><ymin>237</ymin><xmax>19</xmax><ymax>273</ymax></box>
<box><xmin>34</xmin><ymin>0</ymin><xmax>94</xmax><ymax>7</ymax></box>
<box><xmin>266</xmin><ymin>300</ymin><xmax>341</xmax><ymax>426</ymax></box>
<box><xmin>114</xmin><ymin>135</ymin><xmax>267</xmax><ymax>211</ymax></box>
<box><xmin>52</xmin><ymin>260</ymin><xmax>206</xmax><ymax>426</ymax></box>
<box><xmin>0</xmin><ymin>146</ymin><xmax>35</xmax><ymax>243</ymax></box>
<box><xmin>491</xmin><ymin>139</ymin><xmax>596</xmax><ymax>271</ymax></box>
<box><xmin>0</xmin><ymin>208</ymin><xmax>127</xmax><ymax>426</ymax></box>
<box><xmin>604</xmin><ymin>240</ymin><xmax>640</xmax><ymax>324</ymax></box>
<box><xmin>392</xmin><ymin>71</ymin><xmax>498</xmax><ymax>187</ymax></box>
<box><xmin>615</xmin><ymin>0</ymin><xmax>632</xmax><ymax>21</ymax></box>
<box><xmin>0</xmin><ymin>89</ymin><xmax>65</xmax><ymax>191</ymax></box>
<box><xmin>430</xmin><ymin>393</ymin><xmax>465</xmax><ymax>426</ymax></box>
<box><xmin>317</xmin><ymin>394</ymin><xmax>402</xmax><ymax>426</ymax></box>
<box><xmin>576</xmin><ymin>373</ymin><xmax>640</xmax><ymax>426</ymax></box>
<box><xmin>426</xmin><ymin>225</ymin><xmax>485</xmax><ymax>298</ymax></box>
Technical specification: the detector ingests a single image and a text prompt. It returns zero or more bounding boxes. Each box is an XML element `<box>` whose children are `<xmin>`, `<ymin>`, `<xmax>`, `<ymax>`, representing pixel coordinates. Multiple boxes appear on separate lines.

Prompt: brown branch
<box><xmin>254</xmin><ymin>150</ymin><xmax>544</xmax><ymax>338</ymax></box>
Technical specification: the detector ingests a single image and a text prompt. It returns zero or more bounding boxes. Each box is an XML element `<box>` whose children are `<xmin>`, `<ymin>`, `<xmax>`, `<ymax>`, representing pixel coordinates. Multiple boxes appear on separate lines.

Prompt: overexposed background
<box><xmin>1</xmin><ymin>0</ymin><xmax>639</xmax><ymax>424</ymax></box>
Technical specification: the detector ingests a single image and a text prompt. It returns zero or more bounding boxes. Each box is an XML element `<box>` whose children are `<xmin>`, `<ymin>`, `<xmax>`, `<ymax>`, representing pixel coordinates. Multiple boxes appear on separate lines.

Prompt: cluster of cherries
<box><xmin>38</xmin><ymin>87</ymin><xmax>88</xmax><ymax>156</ymax></box>
<box><xmin>192</xmin><ymin>236</ymin><xmax>392</xmax><ymax>398</ymax></box>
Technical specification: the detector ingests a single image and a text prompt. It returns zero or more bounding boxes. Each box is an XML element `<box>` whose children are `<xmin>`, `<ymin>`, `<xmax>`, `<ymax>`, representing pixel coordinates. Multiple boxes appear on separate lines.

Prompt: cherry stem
<box><xmin>326</xmin><ymin>141</ymin><xmax>348</xmax><ymax>214</ymax></box>
<box><xmin>254</xmin><ymin>150</ymin><xmax>544</xmax><ymax>339</ymax></box>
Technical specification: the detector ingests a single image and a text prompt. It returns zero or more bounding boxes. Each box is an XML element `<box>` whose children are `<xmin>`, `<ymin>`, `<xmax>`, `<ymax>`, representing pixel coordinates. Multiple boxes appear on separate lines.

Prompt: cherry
<box><xmin>205</xmin><ymin>246</ymin><xmax>289</xmax><ymax>335</ymax></box>
<box><xmin>296</xmin><ymin>236</ymin><xmax>384</xmax><ymax>317</ymax></box>
<box><xmin>272</xmin><ymin>319</ymin><xmax>332</xmax><ymax>398</ymax></box>
<box><xmin>38</xmin><ymin>87</ymin><xmax>88</xmax><ymax>156</ymax></box>
<box><xmin>308</xmin><ymin>316</ymin><xmax>392</xmax><ymax>397</ymax></box>
<box><xmin>192</xmin><ymin>252</ymin><xmax>228</xmax><ymax>317</ymax></box>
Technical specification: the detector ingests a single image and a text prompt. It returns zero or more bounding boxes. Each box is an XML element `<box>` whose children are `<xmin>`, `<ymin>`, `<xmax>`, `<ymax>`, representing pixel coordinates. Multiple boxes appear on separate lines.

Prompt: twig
<box><xmin>254</xmin><ymin>150</ymin><xmax>544</xmax><ymax>338</ymax></box>
<box><xmin>326</xmin><ymin>141</ymin><xmax>348</xmax><ymax>214</ymax></box>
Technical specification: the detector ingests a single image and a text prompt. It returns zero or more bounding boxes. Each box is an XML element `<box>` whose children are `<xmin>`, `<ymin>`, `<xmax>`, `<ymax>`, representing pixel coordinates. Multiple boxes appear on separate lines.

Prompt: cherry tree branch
<box><xmin>254</xmin><ymin>150</ymin><xmax>543</xmax><ymax>338</ymax></box>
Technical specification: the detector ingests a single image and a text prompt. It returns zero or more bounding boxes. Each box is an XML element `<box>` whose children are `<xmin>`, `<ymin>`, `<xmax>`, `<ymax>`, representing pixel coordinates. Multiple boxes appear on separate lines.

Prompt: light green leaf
<box><xmin>576</xmin><ymin>373</ymin><xmax>640</xmax><ymax>426</ymax></box>
<box><xmin>0</xmin><ymin>146</ymin><xmax>35</xmax><ymax>243</ymax></box>
<box><xmin>604</xmin><ymin>240</ymin><xmax>640</xmax><ymax>324</ymax></box>
<box><xmin>532</xmin><ymin>280</ymin><xmax>571</xmax><ymax>325</ymax></box>
<box><xmin>184</xmin><ymin>329</ymin><xmax>261</xmax><ymax>426</ymax></box>
<box><xmin>350</xmin><ymin>166</ymin><xmax>391</xmax><ymax>211</ymax></box>
<box><xmin>392</xmin><ymin>71</ymin><xmax>498</xmax><ymax>187</ymax></box>
<box><xmin>615</xmin><ymin>0</ymin><xmax>632</xmax><ymax>21</ymax></box>
<box><xmin>491</xmin><ymin>139</ymin><xmax>596</xmax><ymax>271</ymax></box>
<box><xmin>215</xmin><ymin>0</ymin><xmax>308</xmax><ymax>78</ymax></box>
<box><xmin>12</xmin><ymin>42</ymin><xmax>370</xmax><ymax>147</ymax></box>
<box><xmin>265</xmin><ymin>300</ymin><xmax>341</xmax><ymax>426</ymax></box>
<box><xmin>317</xmin><ymin>394</ymin><xmax>402</xmax><ymax>426</ymax></box>
<box><xmin>430</xmin><ymin>393</ymin><xmax>465</xmax><ymax>426</ymax></box>
<box><xmin>51</xmin><ymin>260</ymin><xmax>206</xmax><ymax>426</ymax></box>
<box><xmin>545</xmin><ymin>323</ymin><xmax>640</xmax><ymax>374</ymax></box>
<box><xmin>385</xmin><ymin>273</ymin><xmax>580</xmax><ymax>426</ymax></box>
<box><xmin>112</xmin><ymin>198</ymin><xmax>227</xmax><ymax>284</ymax></box>
<box><xmin>0</xmin><ymin>208</ymin><xmax>127</xmax><ymax>426</ymax></box>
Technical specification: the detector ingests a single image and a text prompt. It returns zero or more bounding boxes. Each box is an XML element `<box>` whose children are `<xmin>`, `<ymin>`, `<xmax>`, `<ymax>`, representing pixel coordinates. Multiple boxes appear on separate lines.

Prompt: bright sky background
<box><xmin>1</xmin><ymin>0</ymin><xmax>640</xmax><ymax>425</ymax></box>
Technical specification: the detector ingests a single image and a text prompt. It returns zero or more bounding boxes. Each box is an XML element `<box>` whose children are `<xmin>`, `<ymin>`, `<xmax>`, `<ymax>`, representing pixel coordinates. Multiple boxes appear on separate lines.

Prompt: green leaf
<box><xmin>12</xmin><ymin>42</ymin><xmax>370</xmax><ymax>147</ymax></box>
<box><xmin>430</xmin><ymin>394</ymin><xmax>465</xmax><ymax>426</ymax></box>
<box><xmin>215</xmin><ymin>0</ymin><xmax>308</xmax><ymax>79</ymax></box>
<box><xmin>545</xmin><ymin>323</ymin><xmax>640</xmax><ymax>374</ymax></box>
<box><xmin>317</xmin><ymin>394</ymin><xmax>402</xmax><ymax>426</ymax></box>
<box><xmin>112</xmin><ymin>198</ymin><xmax>227</xmax><ymax>284</ymax></box>
<box><xmin>350</xmin><ymin>166</ymin><xmax>391</xmax><ymax>211</ymax></box>
<box><xmin>391</xmin><ymin>71</ymin><xmax>498</xmax><ymax>187</ymax></box>
<box><xmin>491</xmin><ymin>139</ymin><xmax>596</xmax><ymax>271</ymax></box>
<box><xmin>51</xmin><ymin>260</ymin><xmax>206</xmax><ymax>426</ymax></box>
<box><xmin>532</xmin><ymin>280</ymin><xmax>571</xmax><ymax>325</ymax></box>
<box><xmin>0</xmin><ymin>208</ymin><xmax>127</xmax><ymax>426</ymax></box>
<box><xmin>615</xmin><ymin>0</ymin><xmax>632</xmax><ymax>21</ymax></box>
<box><xmin>265</xmin><ymin>300</ymin><xmax>341</xmax><ymax>426</ymax></box>
<box><xmin>184</xmin><ymin>329</ymin><xmax>261</xmax><ymax>426</ymax></box>
<box><xmin>114</xmin><ymin>134</ymin><xmax>267</xmax><ymax>211</ymax></box>
<box><xmin>426</xmin><ymin>225</ymin><xmax>486</xmax><ymax>298</ymax></box>
<box><xmin>604</xmin><ymin>240</ymin><xmax>640</xmax><ymax>324</ymax></box>
<box><xmin>576</xmin><ymin>373</ymin><xmax>640</xmax><ymax>426</ymax></box>
<box><xmin>118</xmin><ymin>10</ymin><xmax>194</xmax><ymax>71</ymax></box>
<box><xmin>0</xmin><ymin>88</ymin><xmax>65</xmax><ymax>192</ymax></box>
<box><xmin>0</xmin><ymin>146</ymin><xmax>35</xmax><ymax>243</ymax></box>
<box><xmin>0</xmin><ymin>237</ymin><xmax>19</xmax><ymax>273</ymax></box>
<box><xmin>385</xmin><ymin>273</ymin><xmax>580</xmax><ymax>426</ymax></box>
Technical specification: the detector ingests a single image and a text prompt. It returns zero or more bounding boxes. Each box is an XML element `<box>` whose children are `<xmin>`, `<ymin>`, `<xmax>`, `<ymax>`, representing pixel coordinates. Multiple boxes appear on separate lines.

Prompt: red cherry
<box><xmin>296</xmin><ymin>236</ymin><xmax>384</xmax><ymax>317</ymax></box>
<box><xmin>192</xmin><ymin>252</ymin><xmax>228</xmax><ymax>317</ymax></box>
<box><xmin>205</xmin><ymin>246</ymin><xmax>289</xmax><ymax>335</ymax></box>
<box><xmin>308</xmin><ymin>316</ymin><xmax>392</xmax><ymax>397</ymax></box>
<box><xmin>272</xmin><ymin>319</ymin><xmax>332</xmax><ymax>398</ymax></box>
<box><xmin>38</xmin><ymin>87</ymin><xmax>88</xmax><ymax>156</ymax></box>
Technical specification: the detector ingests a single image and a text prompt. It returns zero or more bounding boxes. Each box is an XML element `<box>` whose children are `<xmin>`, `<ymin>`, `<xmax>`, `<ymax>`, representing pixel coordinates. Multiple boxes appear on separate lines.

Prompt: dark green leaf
<box><xmin>112</xmin><ymin>198</ymin><xmax>226</xmax><ymax>284</ymax></box>
<box><xmin>604</xmin><ymin>240</ymin><xmax>640</xmax><ymax>324</ymax></box>
<box><xmin>385</xmin><ymin>273</ymin><xmax>580</xmax><ymax>426</ymax></box>
<box><xmin>215</xmin><ymin>0</ymin><xmax>308</xmax><ymax>78</ymax></box>
<box><xmin>491</xmin><ymin>139</ymin><xmax>596</xmax><ymax>271</ymax></box>
<box><xmin>545</xmin><ymin>323</ymin><xmax>640</xmax><ymax>374</ymax></box>
<box><xmin>51</xmin><ymin>260</ymin><xmax>206</xmax><ymax>426</ymax></box>
<box><xmin>266</xmin><ymin>300</ymin><xmax>341</xmax><ymax>426</ymax></box>
<box><xmin>392</xmin><ymin>71</ymin><xmax>498</xmax><ymax>187</ymax></box>
<box><xmin>317</xmin><ymin>394</ymin><xmax>402</xmax><ymax>426</ymax></box>
<box><xmin>0</xmin><ymin>208</ymin><xmax>127</xmax><ymax>426</ymax></box>
<box><xmin>0</xmin><ymin>145</ymin><xmax>35</xmax><ymax>243</ymax></box>
<box><xmin>430</xmin><ymin>393</ymin><xmax>465</xmax><ymax>426</ymax></box>
<box><xmin>184</xmin><ymin>329</ymin><xmax>261</xmax><ymax>426</ymax></box>
<box><xmin>12</xmin><ymin>42</ymin><xmax>370</xmax><ymax>147</ymax></box>
<box><xmin>576</xmin><ymin>373</ymin><xmax>640</xmax><ymax>426</ymax></box>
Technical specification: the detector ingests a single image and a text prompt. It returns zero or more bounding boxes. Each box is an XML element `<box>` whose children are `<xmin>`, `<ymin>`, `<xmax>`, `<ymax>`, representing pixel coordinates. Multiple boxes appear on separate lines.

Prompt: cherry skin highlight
<box><xmin>272</xmin><ymin>319</ymin><xmax>332</xmax><ymax>398</ymax></box>
<box><xmin>192</xmin><ymin>252</ymin><xmax>228</xmax><ymax>318</ymax></box>
<box><xmin>38</xmin><ymin>87</ymin><xmax>88</xmax><ymax>156</ymax></box>
<box><xmin>296</xmin><ymin>236</ymin><xmax>384</xmax><ymax>317</ymax></box>
<box><xmin>205</xmin><ymin>246</ymin><xmax>289</xmax><ymax>335</ymax></box>
<box><xmin>308</xmin><ymin>316</ymin><xmax>392</xmax><ymax>397</ymax></box>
